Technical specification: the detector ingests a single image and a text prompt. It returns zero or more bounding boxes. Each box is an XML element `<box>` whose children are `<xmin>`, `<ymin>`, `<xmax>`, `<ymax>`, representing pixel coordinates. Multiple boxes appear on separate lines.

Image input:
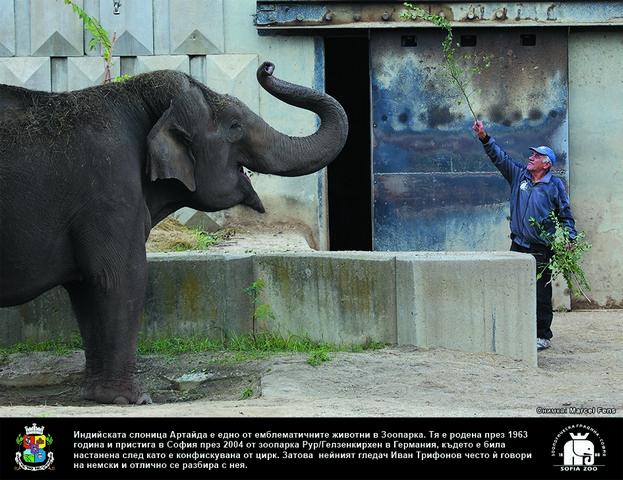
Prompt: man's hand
<box><xmin>472</xmin><ymin>120</ymin><xmax>487</xmax><ymax>140</ymax></box>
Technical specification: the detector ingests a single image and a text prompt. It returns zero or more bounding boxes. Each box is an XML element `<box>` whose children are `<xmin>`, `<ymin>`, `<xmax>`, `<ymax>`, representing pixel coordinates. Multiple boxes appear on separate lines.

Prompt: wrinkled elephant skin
<box><xmin>0</xmin><ymin>63</ymin><xmax>348</xmax><ymax>404</ymax></box>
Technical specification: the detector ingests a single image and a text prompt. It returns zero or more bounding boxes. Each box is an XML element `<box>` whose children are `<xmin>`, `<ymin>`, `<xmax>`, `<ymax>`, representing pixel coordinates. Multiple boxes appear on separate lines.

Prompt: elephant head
<box><xmin>143</xmin><ymin>62</ymin><xmax>348</xmax><ymax>220</ymax></box>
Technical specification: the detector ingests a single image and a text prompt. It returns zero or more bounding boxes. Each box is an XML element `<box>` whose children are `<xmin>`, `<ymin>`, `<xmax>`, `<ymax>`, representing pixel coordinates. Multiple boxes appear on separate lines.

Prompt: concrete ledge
<box><xmin>0</xmin><ymin>251</ymin><xmax>537</xmax><ymax>365</ymax></box>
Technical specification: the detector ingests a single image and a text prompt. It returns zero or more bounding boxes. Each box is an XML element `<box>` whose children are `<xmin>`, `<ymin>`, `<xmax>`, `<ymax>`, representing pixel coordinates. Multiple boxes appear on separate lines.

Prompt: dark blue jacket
<box><xmin>482</xmin><ymin>136</ymin><xmax>577</xmax><ymax>248</ymax></box>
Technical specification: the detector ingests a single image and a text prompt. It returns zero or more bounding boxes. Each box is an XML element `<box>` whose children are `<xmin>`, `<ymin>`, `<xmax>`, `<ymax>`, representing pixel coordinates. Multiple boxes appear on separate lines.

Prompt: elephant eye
<box><xmin>227</xmin><ymin>120</ymin><xmax>243</xmax><ymax>141</ymax></box>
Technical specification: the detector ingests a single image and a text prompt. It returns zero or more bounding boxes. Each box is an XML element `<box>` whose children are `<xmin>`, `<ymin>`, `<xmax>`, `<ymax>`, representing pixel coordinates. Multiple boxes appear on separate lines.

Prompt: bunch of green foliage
<box><xmin>530</xmin><ymin>212</ymin><xmax>592</xmax><ymax>300</ymax></box>
<box><xmin>193</xmin><ymin>230</ymin><xmax>222</xmax><ymax>250</ymax></box>
<box><xmin>401</xmin><ymin>3</ymin><xmax>490</xmax><ymax>120</ymax></box>
<box><xmin>170</xmin><ymin>228</ymin><xmax>221</xmax><ymax>252</ymax></box>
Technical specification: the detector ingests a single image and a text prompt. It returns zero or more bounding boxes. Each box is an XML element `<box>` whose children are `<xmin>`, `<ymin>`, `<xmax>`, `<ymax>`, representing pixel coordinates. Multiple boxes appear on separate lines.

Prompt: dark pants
<box><xmin>510</xmin><ymin>241</ymin><xmax>554</xmax><ymax>339</ymax></box>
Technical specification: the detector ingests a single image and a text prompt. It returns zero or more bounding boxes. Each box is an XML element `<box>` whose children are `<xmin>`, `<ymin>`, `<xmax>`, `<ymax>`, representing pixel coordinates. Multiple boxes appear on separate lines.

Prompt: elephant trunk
<box><xmin>251</xmin><ymin>62</ymin><xmax>348</xmax><ymax>177</ymax></box>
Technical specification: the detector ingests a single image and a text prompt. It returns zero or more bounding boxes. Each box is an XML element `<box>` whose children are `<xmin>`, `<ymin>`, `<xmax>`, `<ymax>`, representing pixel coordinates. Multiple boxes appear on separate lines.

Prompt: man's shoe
<box><xmin>537</xmin><ymin>338</ymin><xmax>551</xmax><ymax>351</ymax></box>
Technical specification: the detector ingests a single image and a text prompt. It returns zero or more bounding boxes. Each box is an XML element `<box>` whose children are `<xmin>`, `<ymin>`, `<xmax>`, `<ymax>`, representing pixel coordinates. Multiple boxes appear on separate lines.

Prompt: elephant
<box><xmin>563</xmin><ymin>435</ymin><xmax>595</xmax><ymax>466</ymax></box>
<box><xmin>0</xmin><ymin>62</ymin><xmax>348</xmax><ymax>404</ymax></box>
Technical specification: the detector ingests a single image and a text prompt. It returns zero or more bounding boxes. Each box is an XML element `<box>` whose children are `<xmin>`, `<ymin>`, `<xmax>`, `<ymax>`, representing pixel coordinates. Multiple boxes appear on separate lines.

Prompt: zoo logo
<box><xmin>551</xmin><ymin>424</ymin><xmax>606</xmax><ymax>473</ymax></box>
<box><xmin>14</xmin><ymin>423</ymin><xmax>55</xmax><ymax>472</ymax></box>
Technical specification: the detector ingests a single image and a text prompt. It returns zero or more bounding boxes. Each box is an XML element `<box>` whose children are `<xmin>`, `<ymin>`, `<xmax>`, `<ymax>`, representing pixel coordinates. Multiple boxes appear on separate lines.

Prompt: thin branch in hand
<box><xmin>401</xmin><ymin>3</ymin><xmax>490</xmax><ymax>121</ymax></box>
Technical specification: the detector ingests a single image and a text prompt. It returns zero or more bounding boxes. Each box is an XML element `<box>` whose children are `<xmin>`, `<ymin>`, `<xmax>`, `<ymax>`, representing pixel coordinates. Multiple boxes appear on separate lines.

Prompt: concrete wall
<box><xmin>568</xmin><ymin>30</ymin><xmax>623</xmax><ymax>308</ymax></box>
<box><xmin>0</xmin><ymin>0</ymin><xmax>328</xmax><ymax>248</ymax></box>
<box><xmin>0</xmin><ymin>252</ymin><xmax>537</xmax><ymax>366</ymax></box>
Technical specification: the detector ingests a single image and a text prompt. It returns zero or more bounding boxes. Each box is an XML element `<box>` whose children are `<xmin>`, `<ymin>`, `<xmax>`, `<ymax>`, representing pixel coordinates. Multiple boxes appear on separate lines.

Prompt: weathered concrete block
<box><xmin>5</xmin><ymin>287</ymin><xmax>79</xmax><ymax>344</ymax></box>
<box><xmin>396</xmin><ymin>252</ymin><xmax>536</xmax><ymax>365</ymax></box>
<box><xmin>142</xmin><ymin>253</ymin><xmax>254</xmax><ymax>339</ymax></box>
<box><xmin>0</xmin><ymin>308</ymin><xmax>23</xmax><ymax>347</ymax></box>
<box><xmin>0</xmin><ymin>253</ymin><xmax>256</xmax><ymax>346</ymax></box>
<box><xmin>0</xmin><ymin>57</ymin><xmax>51</xmax><ymax>89</ymax></box>
<box><xmin>255</xmin><ymin>253</ymin><xmax>398</xmax><ymax>345</ymax></box>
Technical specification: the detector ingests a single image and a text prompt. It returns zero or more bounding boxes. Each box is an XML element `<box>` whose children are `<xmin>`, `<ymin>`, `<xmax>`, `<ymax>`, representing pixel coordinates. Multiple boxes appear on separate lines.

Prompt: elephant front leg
<box><xmin>64</xmin><ymin>265</ymin><xmax>152</xmax><ymax>405</ymax></box>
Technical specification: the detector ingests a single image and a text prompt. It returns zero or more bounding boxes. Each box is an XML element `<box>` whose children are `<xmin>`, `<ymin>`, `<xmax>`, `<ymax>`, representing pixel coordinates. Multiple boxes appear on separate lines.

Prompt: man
<box><xmin>472</xmin><ymin>120</ymin><xmax>577</xmax><ymax>351</ymax></box>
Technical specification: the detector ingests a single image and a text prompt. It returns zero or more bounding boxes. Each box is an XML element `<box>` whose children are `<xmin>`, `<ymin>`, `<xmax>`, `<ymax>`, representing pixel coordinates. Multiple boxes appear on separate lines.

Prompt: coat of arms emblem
<box><xmin>14</xmin><ymin>423</ymin><xmax>55</xmax><ymax>471</ymax></box>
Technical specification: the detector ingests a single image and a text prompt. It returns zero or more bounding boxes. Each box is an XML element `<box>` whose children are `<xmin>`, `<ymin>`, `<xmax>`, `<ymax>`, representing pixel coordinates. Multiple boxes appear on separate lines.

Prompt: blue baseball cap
<box><xmin>529</xmin><ymin>146</ymin><xmax>556</xmax><ymax>165</ymax></box>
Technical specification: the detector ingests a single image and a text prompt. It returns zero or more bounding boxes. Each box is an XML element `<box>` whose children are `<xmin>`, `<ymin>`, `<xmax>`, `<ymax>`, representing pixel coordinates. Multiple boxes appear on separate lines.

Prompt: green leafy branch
<box><xmin>401</xmin><ymin>3</ymin><xmax>490</xmax><ymax>121</ymax></box>
<box><xmin>530</xmin><ymin>212</ymin><xmax>592</xmax><ymax>301</ymax></box>
<box><xmin>62</xmin><ymin>0</ymin><xmax>117</xmax><ymax>83</ymax></box>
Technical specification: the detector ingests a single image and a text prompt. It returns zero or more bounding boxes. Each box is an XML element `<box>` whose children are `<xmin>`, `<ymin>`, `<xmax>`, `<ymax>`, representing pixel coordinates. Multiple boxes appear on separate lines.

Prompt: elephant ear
<box><xmin>146</xmin><ymin>102</ymin><xmax>197</xmax><ymax>192</ymax></box>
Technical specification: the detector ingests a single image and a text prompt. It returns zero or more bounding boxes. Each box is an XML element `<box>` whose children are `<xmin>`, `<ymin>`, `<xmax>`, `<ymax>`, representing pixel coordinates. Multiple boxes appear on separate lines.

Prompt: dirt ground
<box><xmin>1</xmin><ymin>222</ymin><xmax>621</xmax><ymax>418</ymax></box>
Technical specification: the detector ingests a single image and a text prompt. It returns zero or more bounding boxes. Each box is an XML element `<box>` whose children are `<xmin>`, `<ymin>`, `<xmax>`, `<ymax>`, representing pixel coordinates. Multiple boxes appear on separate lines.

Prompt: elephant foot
<box><xmin>112</xmin><ymin>392</ymin><xmax>152</xmax><ymax>405</ymax></box>
<box><xmin>82</xmin><ymin>381</ymin><xmax>152</xmax><ymax>405</ymax></box>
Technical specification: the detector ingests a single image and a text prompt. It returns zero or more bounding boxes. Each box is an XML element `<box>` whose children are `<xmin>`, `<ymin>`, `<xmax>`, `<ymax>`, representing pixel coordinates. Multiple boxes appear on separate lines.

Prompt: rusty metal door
<box><xmin>370</xmin><ymin>28</ymin><xmax>569</xmax><ymax>251</ymax></box>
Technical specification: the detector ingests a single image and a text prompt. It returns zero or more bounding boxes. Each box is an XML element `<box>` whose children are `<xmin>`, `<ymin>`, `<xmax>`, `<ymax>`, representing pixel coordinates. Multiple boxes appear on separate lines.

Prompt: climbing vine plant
<box><xmin>401</xmin><ymin>3</ymin><xmax>490</xmax><ymax>121</ymax></box>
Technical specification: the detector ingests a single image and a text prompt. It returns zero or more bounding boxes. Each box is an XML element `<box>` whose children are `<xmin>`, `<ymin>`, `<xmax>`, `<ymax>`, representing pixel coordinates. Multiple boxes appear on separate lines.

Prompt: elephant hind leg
<box><xmin>63</xmin><ymin>262</ymin><xmax>152</xmax><ymax>405</ymax></box>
